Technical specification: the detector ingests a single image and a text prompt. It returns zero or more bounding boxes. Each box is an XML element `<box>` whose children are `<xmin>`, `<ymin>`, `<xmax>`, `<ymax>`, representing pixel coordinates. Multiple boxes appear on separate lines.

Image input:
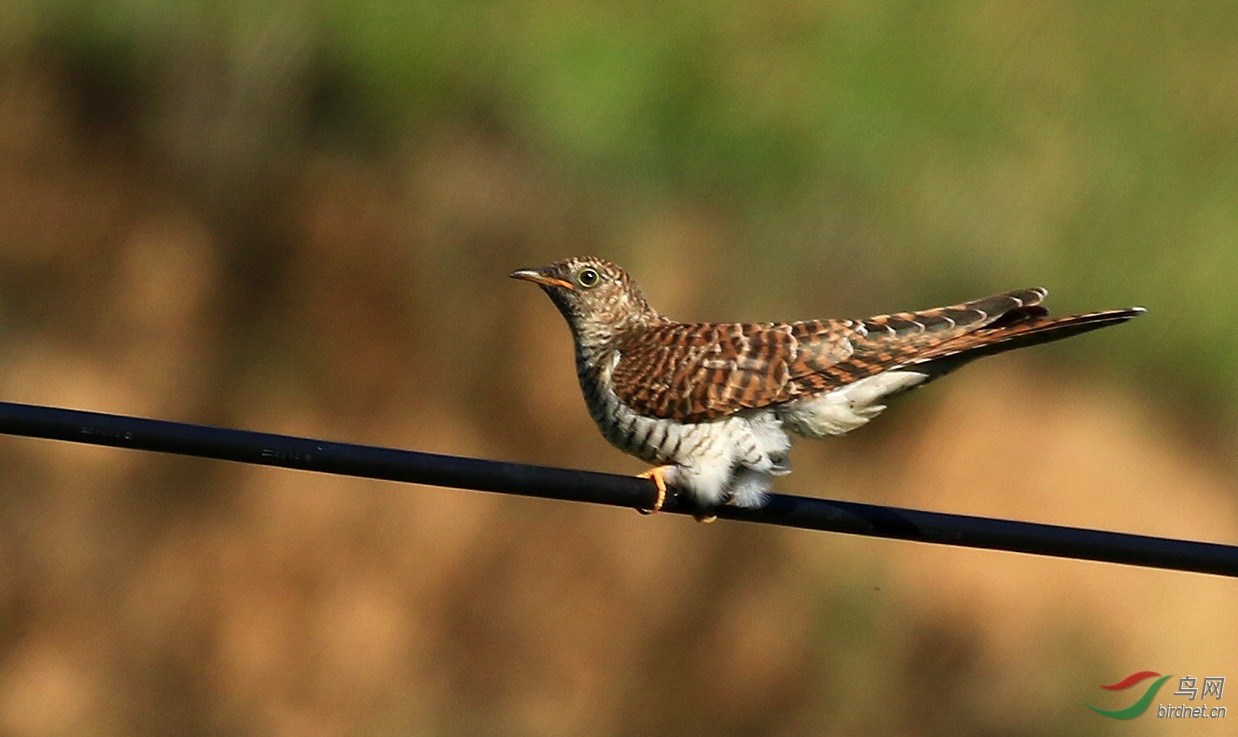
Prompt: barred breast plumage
<box><xmin>511</xmin><ymin>257</ymin><xmax>1144</xmax><ymax>512</ymax></box>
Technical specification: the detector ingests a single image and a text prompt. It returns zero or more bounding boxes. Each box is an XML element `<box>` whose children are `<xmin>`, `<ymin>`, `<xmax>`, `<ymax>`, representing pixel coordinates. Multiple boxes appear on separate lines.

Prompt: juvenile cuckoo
<box><xmin>511</xmin><ymin>257</ymin><xmax>1143</xmax><ymax>513</ymax></box>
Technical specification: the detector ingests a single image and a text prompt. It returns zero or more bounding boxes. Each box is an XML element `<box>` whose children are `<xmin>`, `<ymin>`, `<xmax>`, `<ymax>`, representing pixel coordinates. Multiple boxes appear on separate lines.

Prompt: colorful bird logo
<box><xmin>1086</xmin><ymin>671</ymin><xmax>1173</xmax><ymax>719</ymax></box>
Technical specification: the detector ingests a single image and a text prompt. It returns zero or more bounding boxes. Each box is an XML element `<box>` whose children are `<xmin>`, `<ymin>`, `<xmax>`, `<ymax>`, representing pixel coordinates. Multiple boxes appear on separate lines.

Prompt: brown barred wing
<box><xmin>784</xmin><ymin>287</ymin><xmax>1052</xmax><ymax>395</ymax></box>
<box><xmin>608</xmin><ymin>320</ymin><xmax>855</xmax><ymax>422</ymax></box>
<box><xmin>609</xmin><ymin>288</ymin><xmax>1056</xmax><ymax>422</ymax></box>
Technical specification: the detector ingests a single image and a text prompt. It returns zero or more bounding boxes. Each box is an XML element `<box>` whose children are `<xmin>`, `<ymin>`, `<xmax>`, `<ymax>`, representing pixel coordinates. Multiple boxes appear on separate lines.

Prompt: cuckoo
<box><xmin>511</xmin><ymin>257</ymin><xmax>1144</xmax><ymax>514</ymax></box>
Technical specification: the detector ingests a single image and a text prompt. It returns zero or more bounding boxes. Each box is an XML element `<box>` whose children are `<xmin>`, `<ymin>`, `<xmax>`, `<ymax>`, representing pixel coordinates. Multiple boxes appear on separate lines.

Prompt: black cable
<box><xmin>0</xmin><ymin>399</ymin><xmax>1233</xmax><ymax>577</ymax></box>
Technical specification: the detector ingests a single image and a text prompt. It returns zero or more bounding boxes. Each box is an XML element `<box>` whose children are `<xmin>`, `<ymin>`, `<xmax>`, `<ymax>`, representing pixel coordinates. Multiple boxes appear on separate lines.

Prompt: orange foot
<box><xmin>636</xmin><ymin>465</ymin><xmax>673</xmax><ymax>514</ymax></box>
<box><xmin>636</xmin><ymin>467</ymin><xmax>717</xmax><ymax>523</ymax></box>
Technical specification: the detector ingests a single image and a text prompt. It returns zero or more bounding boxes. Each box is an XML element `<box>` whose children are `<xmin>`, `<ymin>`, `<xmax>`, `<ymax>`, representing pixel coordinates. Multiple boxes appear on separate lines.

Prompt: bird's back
<box><xmin>608</xmin><ymin>287</ymin><xmax>1141</xmax><ymax>422</ymax></box>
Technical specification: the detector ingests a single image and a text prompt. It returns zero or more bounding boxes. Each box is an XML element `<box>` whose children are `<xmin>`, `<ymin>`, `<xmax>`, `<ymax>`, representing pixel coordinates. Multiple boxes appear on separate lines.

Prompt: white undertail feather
<box><xmin>777</xmin><ymin>371</ymin><xmax>929</xmax><ymax>438</ymax></box>
<box><xmin>661</xmin><ymin>370</ymin><xmax>929</xmax><ymax>506</ymax></box>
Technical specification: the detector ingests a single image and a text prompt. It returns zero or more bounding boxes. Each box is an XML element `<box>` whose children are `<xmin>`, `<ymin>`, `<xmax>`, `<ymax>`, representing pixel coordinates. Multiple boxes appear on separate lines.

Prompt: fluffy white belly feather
<box><xmin>584</xmin><ymin>357</ymin><xmax>927</xmax><ymax>508</ymax></box>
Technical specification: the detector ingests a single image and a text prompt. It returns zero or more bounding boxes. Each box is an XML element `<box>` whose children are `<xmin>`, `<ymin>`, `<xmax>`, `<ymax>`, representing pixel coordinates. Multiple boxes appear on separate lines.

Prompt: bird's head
<box><xmin>510</xmin><ymin>256</ymin><xmax>663</xmax><ymax>351</ymax></box>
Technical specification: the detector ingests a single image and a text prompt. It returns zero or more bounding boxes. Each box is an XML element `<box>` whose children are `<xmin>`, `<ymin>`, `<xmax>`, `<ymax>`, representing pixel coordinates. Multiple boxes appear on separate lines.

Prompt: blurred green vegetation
<box><xmin>8</xmin><ymin>0</ymin><xmax>1234</xmax><ymax>417</ymax></box>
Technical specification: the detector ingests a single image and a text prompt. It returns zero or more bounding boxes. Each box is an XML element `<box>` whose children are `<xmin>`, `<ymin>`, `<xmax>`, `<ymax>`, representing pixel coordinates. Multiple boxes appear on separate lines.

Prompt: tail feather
<box><xmin>911</xmin><ymin>306</ymin><xmax>1146</xmax><ymax>374</ymax></box>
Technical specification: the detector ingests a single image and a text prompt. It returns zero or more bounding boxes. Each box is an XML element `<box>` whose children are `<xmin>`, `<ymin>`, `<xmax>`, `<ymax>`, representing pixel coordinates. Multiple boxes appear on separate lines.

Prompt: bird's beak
<box><xmin>509</xmin><ymin>269</ymin><xmax>575</xmax><ymax>290</ymax></box>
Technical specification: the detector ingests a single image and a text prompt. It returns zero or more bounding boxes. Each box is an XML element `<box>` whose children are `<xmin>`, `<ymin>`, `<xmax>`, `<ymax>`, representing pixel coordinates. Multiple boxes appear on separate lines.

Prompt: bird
<box><xmin>510</xmin><ymin>256</ymin><xmax>1144</xmax><ymax>514</ymax></box>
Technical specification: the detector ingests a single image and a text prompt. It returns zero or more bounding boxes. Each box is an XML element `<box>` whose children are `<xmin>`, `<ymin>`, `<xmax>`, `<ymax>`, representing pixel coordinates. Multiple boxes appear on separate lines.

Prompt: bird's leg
<box><xmin>636</xmin><ymin>465</ymin><xmax>673</xmax><ymax>514</ymax></box>
<box><xmin>636</xmin><ymin>466</ymin><xmax>717</xmax><ymax>522</ymax></box>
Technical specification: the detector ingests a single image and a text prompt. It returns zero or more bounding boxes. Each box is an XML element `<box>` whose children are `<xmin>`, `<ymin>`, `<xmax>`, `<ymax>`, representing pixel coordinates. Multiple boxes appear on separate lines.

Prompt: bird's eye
<box><xmin>576</xmin><ymin>267</ymin><xmax>601</xmax><ymax>288</ymax></box>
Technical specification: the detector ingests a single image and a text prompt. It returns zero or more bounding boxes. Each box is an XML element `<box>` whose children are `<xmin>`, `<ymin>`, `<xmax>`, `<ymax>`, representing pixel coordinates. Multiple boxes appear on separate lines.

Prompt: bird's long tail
<box><xmin>910</xmin><ymin>305</ymin><xmax>1146</xmax><ymax>373</ymax></box>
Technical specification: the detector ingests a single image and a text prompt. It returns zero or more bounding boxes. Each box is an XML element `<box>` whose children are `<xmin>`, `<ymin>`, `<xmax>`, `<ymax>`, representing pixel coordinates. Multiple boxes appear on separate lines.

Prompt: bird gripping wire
<box><xmin>0</xmin><ymin>399</ymin><xmax>1233</xmax><ymax>577</ymax></box>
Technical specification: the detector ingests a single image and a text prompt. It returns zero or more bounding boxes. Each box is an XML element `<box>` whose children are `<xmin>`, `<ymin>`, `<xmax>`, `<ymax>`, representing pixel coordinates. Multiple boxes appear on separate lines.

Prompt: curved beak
<box><xmin>509</xmin><ymin>269</ymin><xmax>574</xmax><ymax>290</ymax></box>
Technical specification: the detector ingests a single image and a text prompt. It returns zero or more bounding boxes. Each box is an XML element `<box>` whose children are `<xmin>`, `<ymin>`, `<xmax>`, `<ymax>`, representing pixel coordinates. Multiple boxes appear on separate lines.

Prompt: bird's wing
<box><xmin>611</xmin><ymin>287</ymin><xmax>1139</xmax><ymax>422</ymax></box>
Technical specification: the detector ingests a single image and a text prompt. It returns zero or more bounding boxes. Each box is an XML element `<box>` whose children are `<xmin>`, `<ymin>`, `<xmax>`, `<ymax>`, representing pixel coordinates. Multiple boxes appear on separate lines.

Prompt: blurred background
<box><xmin>0</xmin><ymin>1</ymin><xmax>1235</xmax><ymax>735</ymax></box>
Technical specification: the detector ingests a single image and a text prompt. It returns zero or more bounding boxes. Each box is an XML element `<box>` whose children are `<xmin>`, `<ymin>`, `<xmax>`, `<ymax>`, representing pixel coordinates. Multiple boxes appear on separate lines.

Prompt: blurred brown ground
<box><xmin>0</xmin><ymin>7</ymin><xmax>1236</xmax><ymax>737</ymax></box>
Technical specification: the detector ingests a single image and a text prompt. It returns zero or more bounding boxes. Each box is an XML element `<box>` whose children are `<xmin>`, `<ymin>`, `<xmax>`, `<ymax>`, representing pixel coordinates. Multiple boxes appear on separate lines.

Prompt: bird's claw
<box><xmin>636</xmin><ymin>467</ymin><xmax>717</xmax><ymax>523</ymax></box>
<box><xmin>636</xmin><ymin>466</ymin><xmax>671</xmax><ymax>514</ymax></box>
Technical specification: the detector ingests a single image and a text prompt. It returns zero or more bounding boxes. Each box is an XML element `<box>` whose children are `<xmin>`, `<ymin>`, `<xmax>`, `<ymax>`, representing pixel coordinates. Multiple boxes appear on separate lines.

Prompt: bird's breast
<box><xmin>572</xmin><ymin>352</ymin><xmax>693</xmax><ymax>464</ymax></box>
<box><xmin>571</xmin><ymin>351</ymin><xmax>788</xmax><ymax>477</ymax></box>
